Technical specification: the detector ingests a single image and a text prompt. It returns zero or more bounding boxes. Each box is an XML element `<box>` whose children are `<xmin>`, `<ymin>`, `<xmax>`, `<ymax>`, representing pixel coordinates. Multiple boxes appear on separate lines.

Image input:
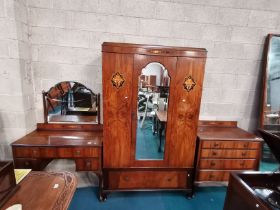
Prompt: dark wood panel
<box><xmin>200</xmin><ymin>149</ymin><xmax>259</xmax><ymax>159</ymax></box>
<box><xmin>201</xmin><ymin>141</ymin><xmax>261</xmax><ymax>149</ymax></box>
<box><xmin>198</xmin><ymin>120</ymin><xmax>237</xmax><ymax>127</ymax></box>
<box><xmin>102</xmin><ymin>42</ymin><xmax>207</xmax><ymax>58</ymax></box>
<box><xmin>102</xmin><ymin>52</ymin><xmax>133</xmax><ymax>168</ymax></box>
<box><xmin>107</xmin><ymin>170</ymin><xmax>188</xmax><ymax>189</ymax></box>
<box><xmin>13</xmin><ymin>158</ymin><xmax>52</xmax><ymax>170</ymax></box>
<box><xmin>199</xmin><ymin>159</ymin><xmax>257</xmax><ymax>170</ymax></box>
<box><xmin>11</xmin><ymin>130</ymin><xmax>102</xmax><ymax>147</ymax></box>
<box><xmin>197</xmin><ymin>170</ymin><xmax>230</xmax><ymax>182</ymax></box>
<box><xmin>0</xmin><ymin>171</ymin><xmax>77</xmax><ymax>210</ymax></box>
<box><xmin>168</xmin><ymin>56</ymin><xmax>206</xmax><ymax>167</ymax></box>
<box><xmin>37</xmin><ymin>123</ymin><xmax>103</xmax><ymax>131</ymax></box>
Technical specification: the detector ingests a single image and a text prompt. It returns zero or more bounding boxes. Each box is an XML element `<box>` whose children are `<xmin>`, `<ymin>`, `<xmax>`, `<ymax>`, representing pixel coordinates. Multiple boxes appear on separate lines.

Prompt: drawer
<box><xmin>200</xmin><ymin>149</ymin><xmax>259</xmax><ymax>159</ymax></box>
<box><xmin>197</xmin><ymin>170</ymin><xmax>230</xmax><ymax>182</ymax></box>
<box><xmin>13</xmin><ymin>147</ymin><xmax>57</xmax><ymax>158</ymax></box>
<box><xmin>57</xmin><ymin>147</ymin><xmax>100</xmax><ymax>158</ymax></box>
<box><xmin>75</xmin><ymin>158</ymin><xmax>100</xmax><ymax>171</ymax></box>
<box><xmin>201</xmin><ymin>141</ymin><xmax>260</xmax><ymax>149</ymax></box>
<box><xmin>199</xmin><ymin>159</ymin><xmax>257</xmax><ymax>170</ymax></box>
<box><xmin>13</xmin><ymin>158</ymin><xmax>51</xmax><ymax>170</ymax></box>
<box><xmin>13</xmin><ymin>147</ymin><xmax>40</xmax><ymax>158</ymax></box>
<box><xmin>107</xmin><ymin>170</ymin><xmax>190</xmax><ymax>189</ymax></box>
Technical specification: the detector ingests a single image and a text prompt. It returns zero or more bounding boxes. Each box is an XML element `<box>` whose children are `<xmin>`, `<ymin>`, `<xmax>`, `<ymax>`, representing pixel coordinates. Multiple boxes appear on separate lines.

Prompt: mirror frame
<box><xmin>260</xmin><ymin>34</ymin><xmax>280</xmax><ymax>129</ymax></box>
<box><xmin>42</xmin><ymin>81</ymin><xmax>101</xmax><ymax>124</ymax></box>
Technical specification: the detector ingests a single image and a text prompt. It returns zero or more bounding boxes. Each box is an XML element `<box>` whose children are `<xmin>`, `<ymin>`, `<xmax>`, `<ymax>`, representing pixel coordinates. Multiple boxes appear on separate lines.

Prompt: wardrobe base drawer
<box><xmin>105</xmin><ymin>170</ymin><xmax>191</xmax><ymax>190</ymax></box>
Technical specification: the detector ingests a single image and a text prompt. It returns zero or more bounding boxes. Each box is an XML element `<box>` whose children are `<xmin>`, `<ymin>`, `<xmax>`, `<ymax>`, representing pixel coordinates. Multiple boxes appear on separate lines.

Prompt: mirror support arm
<box><xmin>42</xmin><ymin>91</ymin><xmax>48</xmax><ymax>124</ymax></box>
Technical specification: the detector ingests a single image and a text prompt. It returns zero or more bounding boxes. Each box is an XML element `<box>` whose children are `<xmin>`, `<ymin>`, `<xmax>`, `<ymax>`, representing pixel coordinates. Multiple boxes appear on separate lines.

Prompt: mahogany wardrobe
<box><xmin>102</xmin><ymin>42</ymin><xmax>207</xmax><ymax>199</ymax></box>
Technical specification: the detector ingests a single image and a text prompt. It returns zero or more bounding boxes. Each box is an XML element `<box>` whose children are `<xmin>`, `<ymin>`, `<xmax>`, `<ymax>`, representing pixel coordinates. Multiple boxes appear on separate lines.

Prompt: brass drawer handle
<box><xmin>210</xmin><ymin>162</ymin><xmax>216</xmax><ymax>166</ymax></box>
<box><xmin>240</xmin><ymin>161</ymin><xmax>245</xmax><ymax>166</ymax></box>
<box><xmin>167</xmin><ymin>178</ymin><xmax>172</xmax><ymax>182</ymax></box>
<box><xmin>243</xmin><ymin>143</ymin><xmax>249</xmax><ymax>148</ymax></box>
<box><xmin>75</xmin><ymin>150</ymin><xmax>81</xmax><ymax>155</ymax></box>
<box><xmin>213</xmin><ymin>143</ymin><xmax>219</xmax><ymax>147</ymax></box>
<box><xmin>212</xmin><ymin>151</ymin><xmax>217</xmax><ymax>156</ymax></box>
<box><xmin>241</xmin><ymin>152</ymin><xmax>247</xmax><ymax>157</ymax></box>
<box><xmin>24</xmin><ymin>161</ymin><xmax>30</xmax><ymax>166</ymax></box>
<box><xmin>86</xmin><ymin>161</ymin><xmax>91</xmax><ymax>168</ymax></box>
<box><xmin>209</xmin><ymin>174</ymin><xmax>215</xmax><ymax>179</ymax></box>
<box><xmin>124</xmin><ymin>176</ymin><xmax>130</xmax><ymax>181</ymax></box>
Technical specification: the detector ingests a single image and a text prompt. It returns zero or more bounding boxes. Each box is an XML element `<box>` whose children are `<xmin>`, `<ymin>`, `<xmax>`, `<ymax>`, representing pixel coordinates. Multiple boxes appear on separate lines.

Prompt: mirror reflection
<box><xmin>264</xmin><ymin>36</ymin><xmax>280</xmax><ymax>127</ymax></box>
<box><xmin>136</xmin><ymin>62</ymin><xmax>170</xmax><ymax>160</ymax></box>
<box><xmin>44</xmin><ymin>81</ymin><xmax>99</xmax><ymax>124</ymax></box>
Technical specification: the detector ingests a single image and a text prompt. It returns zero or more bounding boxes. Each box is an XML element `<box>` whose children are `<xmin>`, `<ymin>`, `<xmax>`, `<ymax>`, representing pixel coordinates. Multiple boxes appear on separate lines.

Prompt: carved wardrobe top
<box><xmin>102</xmin><ymin>42</ymin><xmax>207</xmax><ymax>58</ymax></box>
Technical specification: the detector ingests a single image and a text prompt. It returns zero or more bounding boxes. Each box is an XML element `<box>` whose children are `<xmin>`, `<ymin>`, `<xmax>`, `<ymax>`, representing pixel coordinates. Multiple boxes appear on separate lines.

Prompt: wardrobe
<box><xmin>102</xmin><ymin>42</ymin><xmax>207</xmax><ymax>197</ymax></box>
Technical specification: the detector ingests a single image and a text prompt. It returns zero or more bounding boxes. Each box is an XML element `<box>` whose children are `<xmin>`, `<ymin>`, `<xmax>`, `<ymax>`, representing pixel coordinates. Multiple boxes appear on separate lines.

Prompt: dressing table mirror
<box><xmin>42</xmin><ymin>81</ymin><xmax>100</xmax><ymax>124</ymax></box>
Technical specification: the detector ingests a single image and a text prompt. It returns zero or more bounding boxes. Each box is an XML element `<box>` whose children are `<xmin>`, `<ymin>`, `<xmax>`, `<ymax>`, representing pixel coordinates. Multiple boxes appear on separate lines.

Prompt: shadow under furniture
<box><xmin>11</xmin><ymin>81</ymin><xmax>104</xmax><ymax>200</ymax></box>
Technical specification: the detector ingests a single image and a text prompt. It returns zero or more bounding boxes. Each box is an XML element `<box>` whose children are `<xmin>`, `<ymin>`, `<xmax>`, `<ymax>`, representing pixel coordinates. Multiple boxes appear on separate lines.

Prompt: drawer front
<box><xmin>197</xmin><ymin>170</ymin><xmax>230</xmax><ymax>182</ymax></box>
<box><xmin>75</xmin><ymin>158</ymin><xmax>100</xmax><ymax>171</ymax></box>
<box><xmin>199</xmin><ymin>159</ymin><xmax>257</xmax><ymax>170</ymax></box>
<box><xmin>107</xmin><ymin>171</ymin><xmax>190</xmax><ymax>189</ymax></box>
<box><xmin>200</xmin><ymin>149</ymin><xmax>259</xmax><ymax>159</ymax></box>
<box><xmin>57</xmin><ymin>147</ymin><xmax>100</xmax><ymax>158</ymax></box>
<box><xmin>201</xmin><ymin>141</ymin><xmax>260</xmax><ymax>149</ymax></box>
<box><xmin>13</xmin><ymin>147</ymin><xmax>40</xmax><ymax>158</ymax></box>
<box><xmin>13</xmin><ymin>158</ymin><xmax>51</xmax><ymax>170</ymax></box>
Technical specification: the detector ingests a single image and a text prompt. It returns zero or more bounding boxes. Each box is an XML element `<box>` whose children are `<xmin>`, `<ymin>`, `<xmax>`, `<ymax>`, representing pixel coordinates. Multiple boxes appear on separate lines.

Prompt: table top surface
<box><xmin>12</xmin><ymin>130</ymin><xmax>103</xmax><ymax>147</ymax></box>
<box><xmin>197</xmin><ymin>126</ymin><xmax>263</xmax><ymax>141</ymax></box>
<box><xmin>1</xmin><ymin>171</ymin><xmax>77</xmax><ymax>210</ymax></box>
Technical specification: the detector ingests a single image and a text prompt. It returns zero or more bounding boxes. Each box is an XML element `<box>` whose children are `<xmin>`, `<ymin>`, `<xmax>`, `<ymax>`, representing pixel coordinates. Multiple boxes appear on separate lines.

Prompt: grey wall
<box><xmin>0</xmin><ymin>0</ymin><xmax>36</xmax><ymax>160</ymax></box>
<box><xmin>1</xmin><ymin>0</ymin><xmax>280</xmax><ymax>160</ymax></box>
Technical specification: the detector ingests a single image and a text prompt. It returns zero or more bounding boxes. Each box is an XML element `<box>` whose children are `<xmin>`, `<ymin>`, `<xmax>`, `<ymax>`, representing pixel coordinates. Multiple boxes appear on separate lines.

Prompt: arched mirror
<box><xmin>261</xmin><ymin>34</ymin><xmax>280</xmax><ymax>134</ymax></box>
<box><xmin>43</xmin><ymin>81</ymin><xmax>100</xmax><ymax>124</ymax></box>
<box><xmin>135</xmin><ymin>62</ymin><xmax>170</xmax><ymax>160</ymax></box>
<box><xmin>260</xmin><ymin>34</ymin><xmax>280</xmax><ymax>163</ymax></box>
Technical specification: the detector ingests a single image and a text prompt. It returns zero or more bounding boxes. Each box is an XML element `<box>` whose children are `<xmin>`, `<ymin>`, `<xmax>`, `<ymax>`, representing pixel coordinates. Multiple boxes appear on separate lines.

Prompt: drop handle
<box><xmin>86</xmin><ymin>161</ymin><xmax>91</xmax><ymax>167</ymax></box>
<box><xmin>210</xmin><ymin>162</ymin><xmax>216</xmax><ymax>166</ymax></box>
<box><xmin>241</xmin><ymin>152</ymin><xmax>247</xmax><ymax>157</ymax></box>
<box><xmin>213</xmin><ymin>143</ymin><xmax>219</xmax><ymax>147</ymax></box>
<box><xmin>75</xmin><ymin>150</ymin><xmax>81</xmax><ymax>155</ymax></box>
<box><xmin>124</xmin><ymin>176</ymin><xmax>130</xmax><ymax>181</ymax></box>
<box><xmin>212</xmin><ymin>151</ymin><xmax>217</xmax><ymax>156</ymax></box>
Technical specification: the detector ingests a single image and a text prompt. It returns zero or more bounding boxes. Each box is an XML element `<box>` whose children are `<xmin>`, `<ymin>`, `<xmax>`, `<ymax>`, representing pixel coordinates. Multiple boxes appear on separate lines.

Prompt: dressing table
<box><xmin>11</xmin><ymin>81</ymin><xmax>104</xmax><ymax>200</ymax></box>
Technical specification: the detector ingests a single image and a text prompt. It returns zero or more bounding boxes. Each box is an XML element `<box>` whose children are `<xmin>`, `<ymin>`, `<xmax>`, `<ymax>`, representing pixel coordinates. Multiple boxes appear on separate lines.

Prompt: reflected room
<box><xmin>136</xmin><ymin>62</ymin><xmax>170</xmax><ymax>160</ymax></box>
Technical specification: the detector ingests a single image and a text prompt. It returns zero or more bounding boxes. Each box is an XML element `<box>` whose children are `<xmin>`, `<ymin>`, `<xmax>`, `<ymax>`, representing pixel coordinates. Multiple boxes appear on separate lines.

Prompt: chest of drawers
<box><xmin>196</xmin><ymin>121</ymin><xmax>263</xmax><ymax>184</ymax></box>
